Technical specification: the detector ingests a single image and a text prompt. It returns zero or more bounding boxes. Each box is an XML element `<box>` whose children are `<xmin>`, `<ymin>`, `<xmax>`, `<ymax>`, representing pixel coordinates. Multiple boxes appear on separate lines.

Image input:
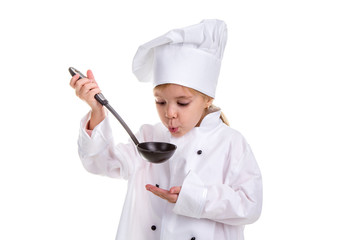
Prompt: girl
<box><xmin>70</xmin><ymin>19</ymin><xmax>262</xmax><ymax>240</ymax></box>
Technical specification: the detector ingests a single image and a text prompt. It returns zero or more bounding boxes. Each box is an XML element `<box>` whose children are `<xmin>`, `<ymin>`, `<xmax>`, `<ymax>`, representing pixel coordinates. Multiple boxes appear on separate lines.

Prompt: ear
<box><xmin>206</xmin><ymin>98</ymin><xmax>214</xmax><ymax>108</ymax></box>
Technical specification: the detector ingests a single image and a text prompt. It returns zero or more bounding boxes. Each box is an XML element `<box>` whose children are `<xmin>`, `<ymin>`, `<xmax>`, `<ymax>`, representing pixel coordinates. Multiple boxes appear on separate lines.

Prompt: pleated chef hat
<box><xmin>132</xmin><ymin>19</ymin><xmax>227</xmax><ymax>98</ymax></box>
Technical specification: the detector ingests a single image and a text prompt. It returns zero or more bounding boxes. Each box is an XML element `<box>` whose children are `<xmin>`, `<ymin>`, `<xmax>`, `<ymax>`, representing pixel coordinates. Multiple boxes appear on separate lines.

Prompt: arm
<box><xmin>173</xmin><ymin>137</ymin><xmax>263</xmax><ymax>226</ymax></box>
<box><xmin>77</xmin><ymin>112</ymin><xmax>139</xmax><ymax>179</ymax></box>
<box><xmin>70</xmin><ymin>70</ymin><xmax>138</xmax><ymax>178</ymax></box>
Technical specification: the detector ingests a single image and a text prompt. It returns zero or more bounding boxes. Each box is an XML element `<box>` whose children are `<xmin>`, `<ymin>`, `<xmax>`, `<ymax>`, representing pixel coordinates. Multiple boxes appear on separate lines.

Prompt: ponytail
<box><xmin>220</xmin><ymin>111</ymin><xmax>230</xmax><ymax>126</ymax></box>
<box><xmin>208</xmin><ymin>104</ymin><xmax>230</xmax><ymax>126</ymax></box>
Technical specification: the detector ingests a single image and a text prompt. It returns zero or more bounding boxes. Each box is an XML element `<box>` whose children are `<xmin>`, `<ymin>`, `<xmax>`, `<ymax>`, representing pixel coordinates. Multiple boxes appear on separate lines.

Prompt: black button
<box><xmin>151</xmin><ymin>225</ymin><xmax>156</xmax><ymax>231</ymax></box>
<box><xmin>191</xmin><ymin>237</ymin><xmax>196</xmax><ymax>240</ymax></box>
<box><xmin>197</xmin><ymin>150</ymin><xmax>202</xmax><ymax>155</ymax></box>
<box><xmin>155</xmin><ymin>184</ymin><xmax>159</xmax><ymax>188</ymax></box>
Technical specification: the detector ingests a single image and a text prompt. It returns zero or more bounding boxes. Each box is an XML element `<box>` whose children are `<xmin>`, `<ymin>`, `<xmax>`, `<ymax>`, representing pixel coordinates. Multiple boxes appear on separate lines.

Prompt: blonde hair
<box><xmin>154</xmin><ymin>84</ymin><xmax>230</xmax><ymax>126</ymax></box>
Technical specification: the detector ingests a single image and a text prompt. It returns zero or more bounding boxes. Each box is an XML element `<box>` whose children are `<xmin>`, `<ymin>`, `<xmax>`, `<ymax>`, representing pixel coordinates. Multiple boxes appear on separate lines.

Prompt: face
<box><xmin>154</xmin><ymin>84</ymin><xmax>213</xmax><ymax>137</ymax></box>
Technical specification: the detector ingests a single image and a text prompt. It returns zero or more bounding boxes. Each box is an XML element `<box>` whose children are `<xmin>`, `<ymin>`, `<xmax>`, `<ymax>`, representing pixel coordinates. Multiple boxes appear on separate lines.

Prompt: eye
<box><xmin>155</xmin><ymin>100</ymin><xmax>166</xmax><ymax>105</ymax></box>
<box><xmin>177</xmin><ymin>102</ymin><xmax>190</xmax><ymax>107</ymax></box>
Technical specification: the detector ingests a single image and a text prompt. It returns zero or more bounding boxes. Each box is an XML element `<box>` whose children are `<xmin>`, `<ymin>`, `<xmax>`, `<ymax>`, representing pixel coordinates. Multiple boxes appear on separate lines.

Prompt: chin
<box><xmin>170</xmin><ymin>132</ymin><xmax>181</xmax><ymax>137</ymax></box>
<box><xmin>170</xmin><ymin>131</ymin><xmax>185</xmax><ymax>138</ymax></box>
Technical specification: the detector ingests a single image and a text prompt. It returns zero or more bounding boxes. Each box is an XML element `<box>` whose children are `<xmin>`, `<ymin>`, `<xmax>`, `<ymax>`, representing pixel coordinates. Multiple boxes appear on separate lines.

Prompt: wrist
<box><xmin>91</xmin><ymin>105</ymin><xmax>105</xmax><ymax>116</ymax></box>
<box><xmin>88</xmin><ymin>107</ymin><xmax>106</xmax><ymax>130</ymax></box>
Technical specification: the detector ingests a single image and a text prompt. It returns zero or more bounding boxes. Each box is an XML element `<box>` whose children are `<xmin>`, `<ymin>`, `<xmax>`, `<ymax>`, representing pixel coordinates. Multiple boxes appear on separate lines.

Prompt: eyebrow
<box><xmin>175</xmin><ymin>96</ymin><xmax>192</xmax><ymax>99</ymax></box>
<box><xmin>154</xmin><ymin>94</ymin><xmax>192</xmax><ymax>100</ymax></box>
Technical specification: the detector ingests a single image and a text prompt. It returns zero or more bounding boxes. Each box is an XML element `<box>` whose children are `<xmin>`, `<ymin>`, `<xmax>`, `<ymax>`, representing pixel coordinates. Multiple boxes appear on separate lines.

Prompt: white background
<box><xmin>1</xmin><ymin>0</ymin><xmax>359</xmax><ymax>239</ymax></box>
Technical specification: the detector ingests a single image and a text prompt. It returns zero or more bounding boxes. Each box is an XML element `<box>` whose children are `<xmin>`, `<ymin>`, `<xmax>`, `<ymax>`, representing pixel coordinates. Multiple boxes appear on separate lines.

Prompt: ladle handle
<box><xmin>69</xmin><ymin>67</ymin><xmax>140</xmax><ymax>146</ymax></box>
<box><xmin>101</xmin><ymin>101</ymin><xmax>140</xmax><ymax>146</ymax></box>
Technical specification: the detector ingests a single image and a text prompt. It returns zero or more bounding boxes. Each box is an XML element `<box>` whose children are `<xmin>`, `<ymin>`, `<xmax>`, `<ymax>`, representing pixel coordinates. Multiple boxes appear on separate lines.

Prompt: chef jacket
<box><xmin>78</xmin><ymin>110</ymin><xmax>262</xmax><ymax>240</ymax></box>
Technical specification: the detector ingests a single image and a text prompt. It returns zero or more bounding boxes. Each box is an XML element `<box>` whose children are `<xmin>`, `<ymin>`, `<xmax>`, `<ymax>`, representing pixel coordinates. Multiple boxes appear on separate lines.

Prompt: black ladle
<box><xmin>69</xmin><ymin>67</ymin><xmax>176</xmax><ymax>164</ymax></box>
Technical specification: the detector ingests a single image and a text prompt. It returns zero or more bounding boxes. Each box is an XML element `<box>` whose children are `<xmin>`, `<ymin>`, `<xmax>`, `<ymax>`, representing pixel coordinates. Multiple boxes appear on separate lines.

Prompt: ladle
<box><xmin>69</xmin><ymin>67</ymin><xmax>176</xmax><ymax>163</ymax></box>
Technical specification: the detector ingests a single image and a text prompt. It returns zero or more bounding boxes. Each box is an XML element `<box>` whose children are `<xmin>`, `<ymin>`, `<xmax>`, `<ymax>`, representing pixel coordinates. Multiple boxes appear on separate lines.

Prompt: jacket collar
<box><xmin>198</xmin><ymin>110</ymin><xmax>222</xmax><ymax>129</ymax></box>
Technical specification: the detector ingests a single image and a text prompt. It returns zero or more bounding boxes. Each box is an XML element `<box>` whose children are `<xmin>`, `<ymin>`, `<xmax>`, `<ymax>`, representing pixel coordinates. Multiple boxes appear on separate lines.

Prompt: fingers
<box><xmin>146</xmin><ymin>185</ymin><xmax>168</xmax><ymax>199</ymax></box>
<box><xmin>69</xmin><ymin>74</ymin><xmax>80</xmax><ymax>89</ymax></box>
<box><xmin>74</xmin><ymin>79</ymin><xmax>98</xmax><ymax>98</ymax></box>
<box><xmin>80</xmin><ymin>83</ymin><xmax>100</xmax><ymax>99</ymax></box>
<box><xmin>170</xmin><ymin>186</ymin><xmax>181</xmax><ymax>194</ymax></box>
<box><xmin>69</xmin><ymin>69</ymin><xmax>96</xmax><ymax>89</ymax></box>
<box><xmin>145</xmin><ymin>184</ymin><xmax>181</xmax><ymax>203</ymax></box>
<box><xmin>71</xmin><ymin>77</ymin><xmax>101</xmax><ymax>109</ymax></box>
<box><xmin>87</xmin><ymin>69</ymin><xmax>95</xmax><ymax>81</ymax></box>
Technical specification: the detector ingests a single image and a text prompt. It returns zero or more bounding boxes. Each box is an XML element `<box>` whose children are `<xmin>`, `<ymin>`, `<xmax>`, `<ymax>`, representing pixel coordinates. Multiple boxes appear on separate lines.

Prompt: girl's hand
<box><xmin>145</xmin><ymin>184</ymin><xmax>181</xmax><ymax>203</ymax></box>
<box><xmin>69</xmin><ymin>69</ymin><xmax>102</xmax><ymax>111</ymax></box>
<box><xmin>69</xmin><ymin>69</ymin><xmax>106</xmax><ymax>129</ymax></box>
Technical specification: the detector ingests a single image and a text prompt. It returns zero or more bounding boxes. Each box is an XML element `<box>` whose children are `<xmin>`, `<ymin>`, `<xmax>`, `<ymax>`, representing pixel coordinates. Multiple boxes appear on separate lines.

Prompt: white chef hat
<box><xmin>132</xmin><ymin>19</ymin><xmax>227</xmax><ymax>98</ymax></box>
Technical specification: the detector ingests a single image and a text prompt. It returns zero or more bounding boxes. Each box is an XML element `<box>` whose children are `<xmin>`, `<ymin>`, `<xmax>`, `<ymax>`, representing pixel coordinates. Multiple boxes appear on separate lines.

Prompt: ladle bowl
<box><xmin>137</xmin><ymin>142</ymin><xmax>177</xmax><ymax>164</ymax></box>
<box><xmin>69</xmin><ymin>67</ymin><xmax>177</xmax><ymax>163</ymax></box>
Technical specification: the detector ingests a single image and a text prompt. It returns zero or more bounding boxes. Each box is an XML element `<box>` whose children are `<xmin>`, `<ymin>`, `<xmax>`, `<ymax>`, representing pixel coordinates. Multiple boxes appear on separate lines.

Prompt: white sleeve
<box><xmin>77</xmin><ymin>112</ymin><xmax>140</xmax><ymax>179</ymax></box>
<box><xmin>173</xmin><ymin>137</ymin><xmax>263</xmax><ymax>226</ymax></box>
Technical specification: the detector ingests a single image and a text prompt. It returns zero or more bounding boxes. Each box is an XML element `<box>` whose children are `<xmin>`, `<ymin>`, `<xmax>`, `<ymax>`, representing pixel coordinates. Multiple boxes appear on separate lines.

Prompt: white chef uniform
<box><xmin>78</xmin><ymin>110</ymin><xmax>262</xmax><ymax>240</ymax></box>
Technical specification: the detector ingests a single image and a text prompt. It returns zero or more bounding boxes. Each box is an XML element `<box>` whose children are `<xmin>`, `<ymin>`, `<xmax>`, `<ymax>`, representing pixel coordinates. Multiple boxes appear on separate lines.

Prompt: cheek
<box><xmin>156</xmin><ymin>106</ymin><xmax>166</xmax><ymax>120</ymax></box>
<box><xmin>155</xmin><ymin>105</ymin><xmax>161</xmax><ymax>113</ymax></box>
<box><xmin>184</xmin><ymin>108</ymin><xmax>204</xmax><ymax>125</ymax></box>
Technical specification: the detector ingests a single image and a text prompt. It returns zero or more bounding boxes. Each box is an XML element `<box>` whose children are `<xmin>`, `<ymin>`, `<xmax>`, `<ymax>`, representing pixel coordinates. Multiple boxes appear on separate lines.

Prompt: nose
<box><xmin>165</xmin><ymin>104</ymin><xmax>177</xmax><ymax>119</ymax></box>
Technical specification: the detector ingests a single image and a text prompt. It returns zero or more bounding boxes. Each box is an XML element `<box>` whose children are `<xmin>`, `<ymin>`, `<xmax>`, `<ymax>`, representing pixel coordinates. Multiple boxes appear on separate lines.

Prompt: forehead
<box><xmin>153</xmin><ymin>84</ymin><xmax>194</xmax><ymax>98</ymax></box>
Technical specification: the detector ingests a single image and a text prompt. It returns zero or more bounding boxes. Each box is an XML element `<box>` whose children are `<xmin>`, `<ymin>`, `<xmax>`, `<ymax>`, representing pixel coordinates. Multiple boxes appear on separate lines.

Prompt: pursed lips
<box><xmin>167</xmin><ymin>121</ymin><xmax>179</xmax><ymax>133</ymax></box>
<box><xmin>169</xmin><ymin>127</ymin><xmax>179</xmax><ymax>133</ymax></box>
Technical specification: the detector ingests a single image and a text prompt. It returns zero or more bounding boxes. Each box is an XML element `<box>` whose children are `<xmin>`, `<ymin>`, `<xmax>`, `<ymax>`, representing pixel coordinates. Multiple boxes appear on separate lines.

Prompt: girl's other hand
<box><xmin>145</xmin><ymin>184</ymin><xmax>181</xmax><ymax>203</ymax></box>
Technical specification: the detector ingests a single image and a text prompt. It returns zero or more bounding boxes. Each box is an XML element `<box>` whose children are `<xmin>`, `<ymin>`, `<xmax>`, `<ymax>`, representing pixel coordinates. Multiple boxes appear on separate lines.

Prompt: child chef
<box><xmin>70</xmin><ymin>19</ymin><xmax>262</xmax><ymax>240</ymax></box>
